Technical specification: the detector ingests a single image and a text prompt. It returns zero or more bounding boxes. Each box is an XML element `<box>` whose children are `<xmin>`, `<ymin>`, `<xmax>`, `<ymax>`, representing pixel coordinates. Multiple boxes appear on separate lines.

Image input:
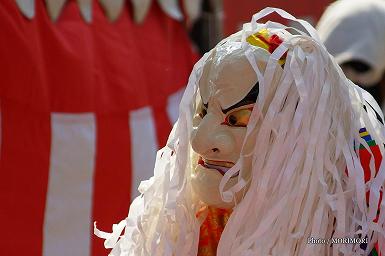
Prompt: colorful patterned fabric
<box><xmin>370</xmin><ymin>247</ymin><xmax>379</xmax><ymax>256</ymax></box>
<box><xmin>359</xmin><ymin>127</ymin><xmax>377</xmax><ymax>148</ymax></box>
<box><xmin>358</xmin><ymin>127</ymin><xmax>383</xmax><ymax>255</ymax></box>
<box><xmin>197</xmin><ymin>207</ymin><xmax>232</xmax><ymax>256</ymax></box>
<box><xmin>358</xmin><ymin>127</ymin><xmax>382</xmax><ymax>184</ymax></box>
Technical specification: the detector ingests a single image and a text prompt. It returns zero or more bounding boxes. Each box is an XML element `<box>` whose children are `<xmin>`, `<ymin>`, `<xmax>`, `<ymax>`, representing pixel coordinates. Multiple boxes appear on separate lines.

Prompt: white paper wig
<box><xmin>95</xmin><ymin>8</ymin><xmax>385</xmax><ymax>256</ymax></box>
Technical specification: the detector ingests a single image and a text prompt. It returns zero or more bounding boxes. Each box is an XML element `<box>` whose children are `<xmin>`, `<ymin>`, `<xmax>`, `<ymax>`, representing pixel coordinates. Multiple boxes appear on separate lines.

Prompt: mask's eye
<box><xmin>198</xmin><ymin>107</ymin><xmax>207</xmax><ymax>118</ymax></box>
<box><xmin>224</xmin><ymin>107</ymin><xmax>253</xmax><ymax>127</ymax></box>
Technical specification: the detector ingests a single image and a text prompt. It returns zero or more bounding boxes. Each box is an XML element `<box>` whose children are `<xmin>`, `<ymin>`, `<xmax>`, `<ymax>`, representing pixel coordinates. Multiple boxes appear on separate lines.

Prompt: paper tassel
<box><xmin>15</xmin><ymin>0</ymin><xmax>197</xmax><ymax>23</ymax></box>
<box><xmin>45</xmin><ymin>0</ymin><xmax>66</xmax><ymax>22</ymax></box>
<box><xmin>77</xmin><ymin>0</ymin><xmax>92</xmax><ymax>23</ymax></box>
<box><xmin>157</xmin><ymin>0</ymin><xmax>183</xmax><ymax>21</ymax></box>
<box><xmin>183</xmin><ymin>0</ymin><xmax>202</xmax><ymax>25</ymax></box>
<box><xmin>131</xmin><ymin>0</ymin><xmax>152</xmax><ymax>24</ymax></box>
<box><xmin>99</xmin><ymin>0</ymin><xmax>124</xmax><ymax>22</ymax></box>
<box><xmin>15</xmin><ymin>0</ymin><xmax>35</xmax><ymax>19</ymax></box>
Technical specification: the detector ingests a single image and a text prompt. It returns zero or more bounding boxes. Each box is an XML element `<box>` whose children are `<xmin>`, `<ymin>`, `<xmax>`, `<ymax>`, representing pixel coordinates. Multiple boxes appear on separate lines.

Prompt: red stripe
<box><xmin>0</xmin><ymin>100</ymin><xmax>51</xmax><ymax>255</ymax></box>
<box><xmin>91</xmin><ymin>113</ymin><xmax>132</xmax><ymax>255</ymax></box>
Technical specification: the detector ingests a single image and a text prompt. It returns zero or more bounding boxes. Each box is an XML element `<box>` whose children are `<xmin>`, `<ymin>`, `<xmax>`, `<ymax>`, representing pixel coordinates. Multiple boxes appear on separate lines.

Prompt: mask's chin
<box><xmin>190</xmin><ymin>153</ymin><xmax>244</xmax><ymax>209</ymax></box>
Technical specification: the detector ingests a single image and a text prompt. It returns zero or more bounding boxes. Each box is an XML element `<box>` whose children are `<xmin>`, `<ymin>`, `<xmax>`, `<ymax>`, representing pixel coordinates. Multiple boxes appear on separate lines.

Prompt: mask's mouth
<box><xmin>198</xmin><ymin>157</ymin><xmax>239</xmax><ymax>177</ymax></box>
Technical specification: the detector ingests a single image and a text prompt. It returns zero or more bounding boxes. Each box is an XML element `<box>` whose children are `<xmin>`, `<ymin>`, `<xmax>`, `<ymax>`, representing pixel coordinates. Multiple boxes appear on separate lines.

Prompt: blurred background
<box><xmin>1</xmin><ymin>0</ymin><xmax>384</xmax><ymax>256</ymax></box>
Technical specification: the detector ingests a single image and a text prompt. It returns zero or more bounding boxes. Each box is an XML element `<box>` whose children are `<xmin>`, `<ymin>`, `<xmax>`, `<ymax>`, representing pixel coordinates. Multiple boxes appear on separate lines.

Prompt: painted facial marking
<box><xmin>222</xmin><ymin>82</ymin><xmax>259</xmax><ymax>114</ymax></box>
<box><xmin>222</xmin><ymin>105</ymin><xmax>254</xmax><ymax>127</ymax></box>
<box><xmin>199</xmin><ymin>82</ymin><xmax>259</xmax><ymax>128</ymax></box>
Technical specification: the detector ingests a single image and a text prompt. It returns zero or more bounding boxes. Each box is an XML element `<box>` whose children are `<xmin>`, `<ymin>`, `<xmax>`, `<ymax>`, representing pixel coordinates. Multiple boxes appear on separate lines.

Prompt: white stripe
<box><xmin>129</xmin><ymin>107</ymin><xmax>158</xmax><ymax>199</ymax></box>
<box><xmin>44</xmin><ymin>113</ymin><xmax>96</xmax><ymax>256</ymax></box>
<box><xmin>166</xmin><ymin>87</ymin><xmax>184</xmax><ymax>125</ymax></box>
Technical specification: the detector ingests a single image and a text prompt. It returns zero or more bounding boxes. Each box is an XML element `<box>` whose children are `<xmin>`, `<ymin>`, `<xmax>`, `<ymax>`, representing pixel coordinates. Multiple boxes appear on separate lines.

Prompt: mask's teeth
<box><xmin>204</xmin><ymin>159</ymin><xmax>234</xmax><ymax>168</ymax></box>
<box><xmin>203</xmin><ymin>162</ymin><xmax>240</xmax><ymax>178</ymax></box>
<box><xmin>217</xmin><ymin>166</ymin><xmax>230</xmax><ymax>173</ymax></box>
<box><xmin>205</xmin><ymin>163</ymin><xmax>229</xmax><ymax>173</ymax></box>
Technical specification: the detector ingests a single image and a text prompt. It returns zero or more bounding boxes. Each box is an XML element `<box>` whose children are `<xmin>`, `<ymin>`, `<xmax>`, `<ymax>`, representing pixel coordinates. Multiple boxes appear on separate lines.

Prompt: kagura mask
<box><xmin>190</xmin><ymin>30</ymin><xmax>285</xmax><ymax>208</ymax></box>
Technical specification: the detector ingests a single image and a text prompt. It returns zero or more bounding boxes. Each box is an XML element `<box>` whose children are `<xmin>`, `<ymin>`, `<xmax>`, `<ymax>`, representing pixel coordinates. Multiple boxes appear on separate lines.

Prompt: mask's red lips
<box><xmin>198</xmin><ymin>157</ymin><xmax>239</xmax><ymax>177</ymax></box>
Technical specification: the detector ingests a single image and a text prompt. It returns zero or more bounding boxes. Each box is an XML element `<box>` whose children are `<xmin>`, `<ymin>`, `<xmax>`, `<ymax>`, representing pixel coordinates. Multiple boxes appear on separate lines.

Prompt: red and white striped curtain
<box><xmin>0</xmin><ymin>1</ymin><xmax>197</xmax><ymax>255</ymax></box>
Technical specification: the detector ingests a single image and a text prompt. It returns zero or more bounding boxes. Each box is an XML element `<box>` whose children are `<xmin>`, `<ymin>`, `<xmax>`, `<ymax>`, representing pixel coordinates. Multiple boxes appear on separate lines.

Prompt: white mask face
<box><xmin>190</xmin><ymin>42</ymin><xmax>259</xmax><ymax>208</ymax></box>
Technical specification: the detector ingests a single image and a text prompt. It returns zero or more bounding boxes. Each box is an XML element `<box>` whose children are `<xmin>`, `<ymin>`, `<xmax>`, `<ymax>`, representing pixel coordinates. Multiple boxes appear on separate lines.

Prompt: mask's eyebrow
<box><xmin>222</xmin><ymin>82</ymin><xmax>259</xmax><ymax>114</ymax></box>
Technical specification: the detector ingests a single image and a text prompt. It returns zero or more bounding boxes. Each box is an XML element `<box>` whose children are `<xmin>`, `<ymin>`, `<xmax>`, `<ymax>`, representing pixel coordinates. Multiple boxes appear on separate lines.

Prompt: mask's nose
<box><xmin>191</xmin><ymin>113</ymin><xmax>235</xmax><ymax>157</ymax></box>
